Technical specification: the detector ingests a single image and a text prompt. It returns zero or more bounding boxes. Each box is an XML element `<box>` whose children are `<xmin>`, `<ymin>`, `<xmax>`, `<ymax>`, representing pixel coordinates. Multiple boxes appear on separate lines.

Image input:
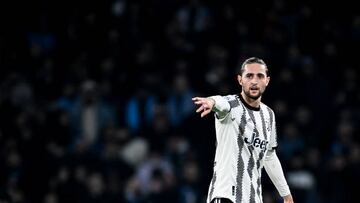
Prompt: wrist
<box><xmin>283</xmin><ymin>194</ymin><xmax>293</xmax><ymax>202</ymax></box>
<box><xmin>208</xmin><ymin>97</ymin><xmax>216</xmax><ymax>110</ymax></box>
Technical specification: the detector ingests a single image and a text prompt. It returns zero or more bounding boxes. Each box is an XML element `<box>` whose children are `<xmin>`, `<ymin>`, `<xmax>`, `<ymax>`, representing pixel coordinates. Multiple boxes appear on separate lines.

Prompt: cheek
<box><xmin>260</xmin><ymin>82</ymin><xmax>268</xmax><ymax>89</ymax></box>
<box><xmin>262</xmin><ymin>80</ymin><xmax>269</xmax><ymax>87</ymax></box>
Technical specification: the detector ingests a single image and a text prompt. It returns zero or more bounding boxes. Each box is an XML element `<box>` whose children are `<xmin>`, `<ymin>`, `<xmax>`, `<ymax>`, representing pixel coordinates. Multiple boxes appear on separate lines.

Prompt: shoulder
<box><xmin>221</xmin><ymin>94</ymin><xmax>238</xmax><ymax>101</ymax></box>
<box><xmin>222</xmin><ymin>94</ymin><xmax>241</xmax><ymax>108</ymax></box>
<box><xmin>260</xmin><ymin>103</ymin><xmax>275</xmax><ymax>115</ymax></box>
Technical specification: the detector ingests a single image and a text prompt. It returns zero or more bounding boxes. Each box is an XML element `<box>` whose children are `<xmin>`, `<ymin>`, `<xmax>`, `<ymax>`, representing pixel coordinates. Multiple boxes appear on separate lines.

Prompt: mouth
<box><xmin>250</xmin><ymin>86</ymin><xmax>259</xmax><ymax>91</ymax></box>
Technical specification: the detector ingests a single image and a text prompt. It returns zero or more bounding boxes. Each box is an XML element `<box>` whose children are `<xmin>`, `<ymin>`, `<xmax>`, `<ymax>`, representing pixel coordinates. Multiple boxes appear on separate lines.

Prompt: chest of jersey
<box><xmin>230</xmin><ymin>106</ymin><xmax>272</xmax><ymax>152</ymax></box>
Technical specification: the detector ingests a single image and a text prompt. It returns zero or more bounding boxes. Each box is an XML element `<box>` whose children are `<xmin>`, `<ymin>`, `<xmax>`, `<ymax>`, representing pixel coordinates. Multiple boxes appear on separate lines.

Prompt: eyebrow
<box><xmin>245</xmin><ymin>73</ymin><xmax>266</xmax><ymax>76</ymax></box>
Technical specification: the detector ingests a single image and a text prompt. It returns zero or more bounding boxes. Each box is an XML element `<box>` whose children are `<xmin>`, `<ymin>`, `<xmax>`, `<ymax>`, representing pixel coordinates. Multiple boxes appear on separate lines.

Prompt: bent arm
<box><xmin>264</xmin><ymin>150</ymin><xmax>291</xmax><ymax>197</ymax></box>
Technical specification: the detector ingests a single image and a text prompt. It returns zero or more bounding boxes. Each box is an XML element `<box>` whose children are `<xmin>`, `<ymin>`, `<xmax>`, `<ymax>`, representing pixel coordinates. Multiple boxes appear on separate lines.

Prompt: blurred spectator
<box><xmin>278</xmin><ymin>122</ymin><xmax>305</xmax><ymax>163</ymax></box>
<box><xmin>166</xmin><ymin>74</ymin><xmax>195</xmax><ymax>127</ymax></box>
<box><xmin>176</xmin><ymin>0</ymin><xmax>212</xmax><ymax>34</ymax></box>
<box><xmin>125</xmin><ymin>88</ymin><xmax>157</xmax><ymax>133</ymax></box>
<box><xmin>287</xmin><ymin>155</ymin><xmax>317</xmax><ymax>203</ymax></box>
<box><xmin>125</xmin><ymin>151</ymin><xmax>178</xmax><ymax>203</ymax></box>
<box><xmin>135</xmin><ymin>151</ymin><xmax>175</xmax><ymax>194</ymax></box>
<box><xmin>8</xmin><ymin>75</ymin><xmax>34</xmax><ymax>111</ymax></box>
<box><xmin>179</xmin><ymin>159</ymin><xmax>201</xmax><ymax>203</ymax></box>
<box><xmin>120</xmin><ymin>136</ymin><xmax>149</xmax><ymax>168</ymax></box>
<box><xmin>59</xmin><ymin>80</ymin><xmax>117</xmax><ymax>154</ymax></box>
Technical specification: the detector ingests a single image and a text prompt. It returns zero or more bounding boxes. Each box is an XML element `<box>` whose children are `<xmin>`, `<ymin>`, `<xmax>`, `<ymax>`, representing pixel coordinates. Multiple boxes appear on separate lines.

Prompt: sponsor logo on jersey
<box><xmin>244</xmin><ymin>132</ymin><xmax>268</xmax><ymax>151</ymax></box>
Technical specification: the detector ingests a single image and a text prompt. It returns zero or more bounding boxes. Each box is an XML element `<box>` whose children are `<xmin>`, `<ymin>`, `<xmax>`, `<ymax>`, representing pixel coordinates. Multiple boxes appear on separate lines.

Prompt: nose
<box><xmin>251</xmin><ymin>77</ymin><xmax>259</xmax><ymax>85</ymax></box>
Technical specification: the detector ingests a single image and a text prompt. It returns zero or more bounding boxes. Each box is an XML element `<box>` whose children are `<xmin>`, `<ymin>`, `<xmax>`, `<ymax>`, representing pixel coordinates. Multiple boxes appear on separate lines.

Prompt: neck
<box><xmin>240</xmin><ymin>92</ymin><xmax>261</xmax><ymax>108</ymax></box>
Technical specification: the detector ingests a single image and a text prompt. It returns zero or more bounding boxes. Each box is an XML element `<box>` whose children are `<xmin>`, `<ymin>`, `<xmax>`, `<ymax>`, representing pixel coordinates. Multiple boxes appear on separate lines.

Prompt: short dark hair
<box><xmin>238</xmin><ymin>57</ymin><xmax>268</xmax><ymax>76</ymax></box>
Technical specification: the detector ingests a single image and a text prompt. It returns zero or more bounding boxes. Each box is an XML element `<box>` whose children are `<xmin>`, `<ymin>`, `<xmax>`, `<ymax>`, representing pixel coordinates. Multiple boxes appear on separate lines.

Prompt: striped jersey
<box><xmin>207</xmin><ymin>94</ymin><xmax>278</xmax><ymax>203</ymax></box>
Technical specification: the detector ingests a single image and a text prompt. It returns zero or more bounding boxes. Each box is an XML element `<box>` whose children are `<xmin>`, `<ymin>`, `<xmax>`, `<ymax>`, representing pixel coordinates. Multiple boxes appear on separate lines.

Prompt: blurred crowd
<box><xmin>0</xmin><ymin>0</ymin><xmax>359</xmax><ymax>203</ymax></box>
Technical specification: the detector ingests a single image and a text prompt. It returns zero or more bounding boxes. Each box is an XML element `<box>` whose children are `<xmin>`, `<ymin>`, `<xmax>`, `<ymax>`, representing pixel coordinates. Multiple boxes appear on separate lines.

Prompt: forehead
<box><xmin>242</xmin><ymin>63</ymin><xmax>267</xmax><ymax>75</ymax></box>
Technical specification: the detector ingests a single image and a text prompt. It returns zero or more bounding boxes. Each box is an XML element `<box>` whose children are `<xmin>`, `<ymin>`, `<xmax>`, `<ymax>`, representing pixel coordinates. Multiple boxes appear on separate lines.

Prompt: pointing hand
<box><xmin>192</xmin><ymin>97</ymin><xmax>215</xmax><ymax>117</ymax></box>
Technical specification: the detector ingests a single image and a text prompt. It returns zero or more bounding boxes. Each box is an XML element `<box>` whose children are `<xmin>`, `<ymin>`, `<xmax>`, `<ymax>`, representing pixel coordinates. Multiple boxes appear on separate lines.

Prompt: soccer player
<box><xmin>192</xmin><ymin>57</ymin><xmax>294</xmax><ymax>203</ymax></box>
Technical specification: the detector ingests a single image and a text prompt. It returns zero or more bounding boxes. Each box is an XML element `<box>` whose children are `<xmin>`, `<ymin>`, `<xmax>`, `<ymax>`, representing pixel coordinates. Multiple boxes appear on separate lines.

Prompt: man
<box><xmin>192</xmin><ymin>57</ymin><xmax>294</xmax><ymax>203</ymax></box>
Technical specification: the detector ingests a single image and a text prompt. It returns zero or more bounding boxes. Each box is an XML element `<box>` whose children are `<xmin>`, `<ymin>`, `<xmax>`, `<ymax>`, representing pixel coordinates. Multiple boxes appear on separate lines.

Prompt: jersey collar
<box><xmin>238</xmin><ymin>94</ymin><xmax>261</xmax><ymax>111</ymax></box>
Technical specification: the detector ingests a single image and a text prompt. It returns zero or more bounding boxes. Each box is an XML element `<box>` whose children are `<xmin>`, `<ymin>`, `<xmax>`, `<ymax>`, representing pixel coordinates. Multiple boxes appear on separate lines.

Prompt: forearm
<box><xmin>209</xmin><ymin>96</ymin><xmax>230</xmax><ymax>112</ymax></box>
<box><xmin>264</xmin><ymin>150</ymin><xmax>291</xmax><ymax>197</ymax></box>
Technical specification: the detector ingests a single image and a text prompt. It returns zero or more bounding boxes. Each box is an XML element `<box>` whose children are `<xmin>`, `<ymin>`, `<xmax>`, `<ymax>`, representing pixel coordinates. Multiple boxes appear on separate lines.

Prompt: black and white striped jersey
<box><xmin>207</xmin><ymin>94</ymin><xmax>277</xmax><ymax>203</ymax></box>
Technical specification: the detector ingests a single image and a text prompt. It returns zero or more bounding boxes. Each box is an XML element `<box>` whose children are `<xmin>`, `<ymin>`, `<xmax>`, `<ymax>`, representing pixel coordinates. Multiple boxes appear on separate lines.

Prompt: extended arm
<box><xmin>264</xmin><ymin>150</ymin><xmax>294</xmax><ymax>203</ymax></box>
<box><xmin>192</xmin><ymin>96</ymin><xmax>230</xmax><ymax>118</ymax></box>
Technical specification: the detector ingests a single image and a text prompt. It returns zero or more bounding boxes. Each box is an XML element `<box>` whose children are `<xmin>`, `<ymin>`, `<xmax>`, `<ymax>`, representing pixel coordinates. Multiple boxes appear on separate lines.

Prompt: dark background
<box><xmin>0</xmin><ymin>0</ymin><xmax>359</xmax><ymax>202</ymax></box>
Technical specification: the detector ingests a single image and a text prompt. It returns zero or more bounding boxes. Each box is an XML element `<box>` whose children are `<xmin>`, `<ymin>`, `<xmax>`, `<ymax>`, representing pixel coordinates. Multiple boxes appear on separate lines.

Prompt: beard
<box><xmin>243</xmin><ymin>88</ymin><xmax>264</xmax><ymax>100</ymax></box>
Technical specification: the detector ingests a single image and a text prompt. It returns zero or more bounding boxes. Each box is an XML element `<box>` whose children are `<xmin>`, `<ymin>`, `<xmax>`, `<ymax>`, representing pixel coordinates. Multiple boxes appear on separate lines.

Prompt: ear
<box><xmin>266</xmin><ymin>76</ymin><xmax>270</xmax><ymax>86</ymax></box>
<box><xmin>237</xmin><ymin>75</ymin><xmax>242</xmax><ymax>86</ymax></box>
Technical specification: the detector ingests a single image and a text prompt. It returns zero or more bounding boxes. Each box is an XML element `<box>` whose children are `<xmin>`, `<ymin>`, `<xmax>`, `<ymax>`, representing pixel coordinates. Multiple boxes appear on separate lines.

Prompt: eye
<box><xmin>257</xmin><ymin>74</ymin><xmax>265</xmax><ymax>79</ymax></box>
<box><xmin>246</xmin><ymin>74</ymin><xmax>253</xmax><ymax>78</ymax></box>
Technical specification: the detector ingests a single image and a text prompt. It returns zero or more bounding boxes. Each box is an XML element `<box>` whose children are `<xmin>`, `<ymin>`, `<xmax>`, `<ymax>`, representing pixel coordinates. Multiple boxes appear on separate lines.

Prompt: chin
<box><xmin>250</xmin><ymin>96</ymin><xmax>261</xmax><ymax>100</ymax></box>
<box><xmin>249</xmin><ymin>93</ymin><xmax>261</xmax><ymax>100</ymax></box>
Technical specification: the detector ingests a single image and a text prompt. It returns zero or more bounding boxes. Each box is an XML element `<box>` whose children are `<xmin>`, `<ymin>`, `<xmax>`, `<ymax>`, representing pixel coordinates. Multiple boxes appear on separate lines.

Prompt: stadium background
<box><xmin>0</xmin><ymin>0</ymin><xmax>359</xmax><ymax>202</ymax></box>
